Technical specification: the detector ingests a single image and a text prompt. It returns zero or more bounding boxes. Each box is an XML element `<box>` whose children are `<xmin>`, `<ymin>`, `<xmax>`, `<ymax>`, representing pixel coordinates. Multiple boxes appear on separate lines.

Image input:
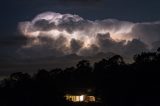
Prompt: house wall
<box><xmin>65</xmin><ymin>95</ymin><xmax>96</xmax><ymax>102</ymax></box>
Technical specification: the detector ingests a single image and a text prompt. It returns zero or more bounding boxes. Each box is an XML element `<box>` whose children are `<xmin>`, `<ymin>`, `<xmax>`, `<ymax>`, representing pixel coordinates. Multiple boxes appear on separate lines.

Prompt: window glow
<box><xmin>80</xmin><ymin>95</ymin><xmax>84</xmax><ymax>101</ymax></box>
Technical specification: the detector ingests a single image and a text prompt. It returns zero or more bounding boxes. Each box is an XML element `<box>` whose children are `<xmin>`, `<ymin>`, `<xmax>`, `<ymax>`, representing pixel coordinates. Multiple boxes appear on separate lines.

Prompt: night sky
<box><xmin>0</xmin><ymin>0</ymin><xmax>160</xmax><ymax>78</ymax></box>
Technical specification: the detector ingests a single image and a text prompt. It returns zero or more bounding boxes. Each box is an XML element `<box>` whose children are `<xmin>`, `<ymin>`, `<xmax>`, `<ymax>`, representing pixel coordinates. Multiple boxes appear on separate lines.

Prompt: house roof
<box><xmin>65</xmin><ymin>88</ymin><xmax>95</xmax><ymax>95</ymax></box>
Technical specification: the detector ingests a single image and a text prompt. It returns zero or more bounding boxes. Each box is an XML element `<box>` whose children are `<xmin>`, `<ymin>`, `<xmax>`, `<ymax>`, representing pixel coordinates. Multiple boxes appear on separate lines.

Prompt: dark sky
<box><xmin>0</xmin><ymin>0</ymin><xmax>160</xmax><ymax>78</ymax></box>
<box><xmin>1</xmin><ymin>0</ymin><xmax>160</xmax><ymax>33</ymax></box>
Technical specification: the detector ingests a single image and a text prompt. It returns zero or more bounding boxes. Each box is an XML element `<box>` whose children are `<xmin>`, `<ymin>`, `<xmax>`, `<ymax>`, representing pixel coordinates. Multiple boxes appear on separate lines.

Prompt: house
<box><xmin>64</xmin><ymin>88</ymin><xmax>96</xmax><ymax>102</ymax></box>
<box><xmin>65</xmin><ymin>94</ymin><xmax>96</xmax><ymax>102</ymax></box>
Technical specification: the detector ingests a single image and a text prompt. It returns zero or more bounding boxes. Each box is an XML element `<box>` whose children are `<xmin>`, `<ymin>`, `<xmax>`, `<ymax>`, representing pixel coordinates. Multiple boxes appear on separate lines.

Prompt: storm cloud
<box><xmin>18</xmin><ymin>12</ymin><xmax>160</xmax><ymax>58</ymax></box>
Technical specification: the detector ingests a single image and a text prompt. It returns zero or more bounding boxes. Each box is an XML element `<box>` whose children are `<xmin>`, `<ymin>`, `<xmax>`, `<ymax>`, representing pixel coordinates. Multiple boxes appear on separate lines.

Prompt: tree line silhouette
<box><xmin>0</xmin><ymin>48</ymin><xmax>160</xmax><ymax>106</ymax></box>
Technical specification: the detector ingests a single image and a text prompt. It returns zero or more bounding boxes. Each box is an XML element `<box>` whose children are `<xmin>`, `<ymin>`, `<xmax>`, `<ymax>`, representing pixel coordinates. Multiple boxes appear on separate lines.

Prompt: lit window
<box><xmin>80</xmin><ymin>95</ymin><xmax>84</xmax><ymax>101</ymax></box>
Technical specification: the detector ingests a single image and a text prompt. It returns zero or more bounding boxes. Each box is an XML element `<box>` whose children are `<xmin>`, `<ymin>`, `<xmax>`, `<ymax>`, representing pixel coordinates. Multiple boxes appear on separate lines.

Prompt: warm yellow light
<box><xmin>80</xmin><ymin>95</ymin><xmax>84</xmax><ymax>101</ymax></box>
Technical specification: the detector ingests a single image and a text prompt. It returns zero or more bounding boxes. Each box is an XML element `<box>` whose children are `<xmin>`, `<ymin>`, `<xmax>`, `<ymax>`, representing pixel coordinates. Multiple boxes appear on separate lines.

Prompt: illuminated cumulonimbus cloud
<box><xmin>18</xmin><ymin>12</ymin><xmax>160</xmax><ymax>57</ymax></box>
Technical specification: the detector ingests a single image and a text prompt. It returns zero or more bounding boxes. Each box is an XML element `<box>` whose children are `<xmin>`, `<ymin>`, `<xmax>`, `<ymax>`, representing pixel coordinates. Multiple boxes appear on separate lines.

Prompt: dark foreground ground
<box><xmin>1</xmin><ymin>49</ymin><xmax>160</xmax><ymax>106</ymax></box>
